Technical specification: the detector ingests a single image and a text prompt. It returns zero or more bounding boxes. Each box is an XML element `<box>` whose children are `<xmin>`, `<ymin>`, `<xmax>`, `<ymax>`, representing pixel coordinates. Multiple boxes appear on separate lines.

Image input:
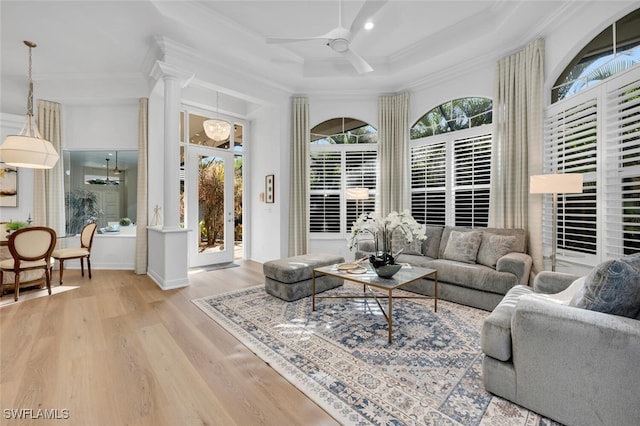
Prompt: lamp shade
<box><xmin>530</xmin><ymin>173</ymin><xmax>583</xmax><ymax>194</ymax></box>
<box><xmin>0</xmin><ymin>135</ymin><xmax>59</xmax><ymax>169</ymax></box>
<box><xmin>346</xmin><ymin>187</ymin><xmax>369</xmax><ymax>200</ymax></box>
<box><xmin>203</xmin><ymin>119</ymin><xmax>231</xmax><ymax>142</ymax></box>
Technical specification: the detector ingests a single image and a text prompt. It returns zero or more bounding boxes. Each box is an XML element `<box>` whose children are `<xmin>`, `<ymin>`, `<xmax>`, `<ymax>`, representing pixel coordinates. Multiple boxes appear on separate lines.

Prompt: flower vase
<box><xmin>369</xmin><ymin>252</ymin><xmax>402</xmax><ymax>278</ymax></box>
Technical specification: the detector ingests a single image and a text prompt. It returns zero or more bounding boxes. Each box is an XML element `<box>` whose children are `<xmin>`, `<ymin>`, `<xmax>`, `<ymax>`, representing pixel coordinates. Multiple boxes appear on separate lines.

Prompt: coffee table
<box><xmin>311</xmin><ymin>263</ymin><xmax>438</xmax><ymax>343</ymax></box>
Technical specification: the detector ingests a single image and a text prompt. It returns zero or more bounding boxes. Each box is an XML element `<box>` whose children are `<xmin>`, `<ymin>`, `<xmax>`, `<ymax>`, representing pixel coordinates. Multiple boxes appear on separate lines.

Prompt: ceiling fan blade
<box><xmin>266</xmin><ymin>36</ymin><xmax>326</xmax><ymax>44</ymax></box>
<box><xmin>343</xmin><ymin>48</ymin><xmax>373</xmax><ymax>74</ymax></box>
<box><xmin>349</xmin><ymin>0</ymin><xmax>388</xmax><ymax>38</ymax></box>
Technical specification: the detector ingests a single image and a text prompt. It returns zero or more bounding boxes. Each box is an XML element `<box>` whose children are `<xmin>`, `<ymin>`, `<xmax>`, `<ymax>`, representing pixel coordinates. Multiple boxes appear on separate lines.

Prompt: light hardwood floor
<box><xmin>0</xmin><ymin>261</ymin><xmax>339</xmax><ymax>425</ymax></box>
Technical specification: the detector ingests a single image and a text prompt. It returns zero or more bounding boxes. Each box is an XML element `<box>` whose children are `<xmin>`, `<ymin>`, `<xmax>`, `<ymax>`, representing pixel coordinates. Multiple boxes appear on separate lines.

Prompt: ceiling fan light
<box><xmin>203</xmin><ymin>119</ymin><xmax>231</xmax><ymax>142</ymax></box>
<box><xmin>329</xmin><ymin>38</ymin><xmax>349</xmax><ymax>53</ymax></box>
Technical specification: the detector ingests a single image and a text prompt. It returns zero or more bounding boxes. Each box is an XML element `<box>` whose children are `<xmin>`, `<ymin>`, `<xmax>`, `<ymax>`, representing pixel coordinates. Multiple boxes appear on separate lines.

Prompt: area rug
<box><xmin>193</xmin><ymin>284</ymin><xmax>559</xmax><ymax>426</ymax></box>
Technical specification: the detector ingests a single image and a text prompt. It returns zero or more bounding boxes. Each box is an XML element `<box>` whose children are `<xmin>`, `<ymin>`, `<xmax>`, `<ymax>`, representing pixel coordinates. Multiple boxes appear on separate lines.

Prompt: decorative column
<box><xmin>147</xmin><ymin>61</ymin><xmax>194</xmax><ymax>289</ymax></box>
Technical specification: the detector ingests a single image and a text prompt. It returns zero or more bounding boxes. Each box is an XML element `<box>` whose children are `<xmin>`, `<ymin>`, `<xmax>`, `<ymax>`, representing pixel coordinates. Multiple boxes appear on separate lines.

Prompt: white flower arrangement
<box><xmin>348</xmin><ymin>210</ymin><xmax>427</xmax><ymax>260</ymax></box>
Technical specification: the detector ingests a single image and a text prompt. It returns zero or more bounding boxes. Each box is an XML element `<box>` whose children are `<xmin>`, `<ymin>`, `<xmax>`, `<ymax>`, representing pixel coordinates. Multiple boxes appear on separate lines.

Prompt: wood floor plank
<box><xmin>0</xmin><ymin>260</ymin><xmax>337</xmax><ymax>425</ymax></box>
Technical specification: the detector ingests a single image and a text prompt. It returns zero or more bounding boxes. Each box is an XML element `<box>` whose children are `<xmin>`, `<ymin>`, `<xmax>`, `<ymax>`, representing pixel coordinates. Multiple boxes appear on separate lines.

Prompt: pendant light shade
<box><xmin>203</xmin><ymin>119</ymin><xmax>231</xmax><ymax>142</ymax></box>
<box><xmin>0</xmin><ymin>41</ymin><xmax>59</xmax><ymax>169</ymax></box>
<box><xmin>203</xmin><ymin>91</ymin><xmax>231</xmax><ymax>142</ymax></box>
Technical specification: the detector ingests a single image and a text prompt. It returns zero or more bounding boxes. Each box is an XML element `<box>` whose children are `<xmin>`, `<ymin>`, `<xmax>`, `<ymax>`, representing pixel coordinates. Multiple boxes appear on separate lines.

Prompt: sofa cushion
<box><xmin>430</xmin><ymin>259</ymin><xmax>519</xmax><ymax>295</ymax></box>
<box><xmin>422</xmin><ymin>226</ymin><xmax>444</xmax><ymax>258</ymax></box>
<box><xmin>481</xmin><ymin>285</ymin><xmax>535</xmax><ymax>361</ymax></box>
<box><xmin>442</xmin><ymin>230</ymin><xmax>483</xmax><ymax>264</ymax></box>
<box><xmin>439</xmin><ymin>226</ymin><xmax>526</xmax><ymax>259</ymax></box>
<box><xmin>477</xmin><ymin>233</ymin><xmax>518</xmax><ymax>268</ymax></box>
<box><xmin>391</xmin><ymin>230</ymin><xmax>424</xmax><ymax>256</ymax></box>
<box><xmin>569</xmin><ymin>254</ymin><xmax>640</xmax><ymax>319</ymax></box>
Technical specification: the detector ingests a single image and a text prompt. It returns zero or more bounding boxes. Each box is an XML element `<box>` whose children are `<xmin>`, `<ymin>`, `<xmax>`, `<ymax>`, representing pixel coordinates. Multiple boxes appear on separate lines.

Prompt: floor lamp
<box><xmin>346</xmin><ymin>187</ymin><xmax>369</xmax><ymax>217</ymax></box>
<box><xmin>530</xmin><ymin>173</ymin><xmax>584</xmax><ymax>271</ymax></box>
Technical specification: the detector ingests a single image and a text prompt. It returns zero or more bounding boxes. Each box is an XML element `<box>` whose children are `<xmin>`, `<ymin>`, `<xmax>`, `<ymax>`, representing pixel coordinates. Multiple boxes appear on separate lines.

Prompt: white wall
<box><xmin>247</xmin><ymin>103</ymin><xmax>287</xmax><ymax>263</ymax></box>
<box><xmin>64</xmin><ymin>102</ymin><xmax>139</xmax><ymax>151</ymax></box>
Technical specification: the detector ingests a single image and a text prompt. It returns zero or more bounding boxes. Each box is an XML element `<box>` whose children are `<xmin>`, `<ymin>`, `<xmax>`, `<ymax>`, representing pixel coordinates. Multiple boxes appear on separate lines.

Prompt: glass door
<box><xmin>187</xmin><ymin>145</ymin><xmax>234</xmax><ymax>267</ymax></box>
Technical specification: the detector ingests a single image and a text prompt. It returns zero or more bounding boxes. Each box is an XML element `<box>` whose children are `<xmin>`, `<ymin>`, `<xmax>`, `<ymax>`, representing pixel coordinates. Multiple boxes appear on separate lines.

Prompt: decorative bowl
<box><xmin>374</xmin><ymin>264</ymin><xmax>402</xmax><ymax>278</ymax></box>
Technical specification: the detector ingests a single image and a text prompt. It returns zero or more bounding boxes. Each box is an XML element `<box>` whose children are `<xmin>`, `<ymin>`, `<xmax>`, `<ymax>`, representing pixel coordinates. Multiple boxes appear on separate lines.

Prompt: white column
<box><xmin>153</xmin><ymin>61</ymin><xmax>193</xmax><ymax>229</ymax></box>
<box><xmin>147</xmin><ymin>61</ymin><xmax>194</xmax><ymax>290</ymax></box>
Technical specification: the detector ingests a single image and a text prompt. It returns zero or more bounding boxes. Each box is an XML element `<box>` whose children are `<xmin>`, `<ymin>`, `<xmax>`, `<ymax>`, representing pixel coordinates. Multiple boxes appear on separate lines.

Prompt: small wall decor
<box><xmin>0</xmin><ymin>162</ymin><xmax>18</xmax><ymax>207</ymax></box>
<box><xmin>265</xmin><ymin>174</ymin><xmax>274</xmax><ymax>203</ymax></box>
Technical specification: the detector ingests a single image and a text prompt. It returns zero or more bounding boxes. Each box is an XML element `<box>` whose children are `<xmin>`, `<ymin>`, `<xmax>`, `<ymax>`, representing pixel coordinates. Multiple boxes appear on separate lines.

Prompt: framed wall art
<box><xmin>265</xmin><ymin>174</ymin><xmax>274</xmax><ymax>203</ymax></box>
<box><xmin>0</xmin><ymin>162</ymin><xmax>18</xmax><ymax>207</ymax></box>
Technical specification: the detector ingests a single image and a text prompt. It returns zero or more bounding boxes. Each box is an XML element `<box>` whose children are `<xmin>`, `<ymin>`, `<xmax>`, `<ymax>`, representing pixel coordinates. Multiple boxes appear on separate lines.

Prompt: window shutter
<box><xmin>605</xmin><ymin>74</ymin><xmax>640</xmax><ymax>256</ymax></box>
<box><xmin>310</xmin><ymin>152</ymin><xmax>341</xmax><ymax>233</ymax></box>
<box><xmin>544</xmin><ymin>98</ymin><xmax>598</xmax><ymax>255</ymax></box>
<box><xmin>345</xmin><ymin>151</ymin><xmax>377</xmax><ymax>230</ymax></box>
<box><xmin>411</xmin><ymin>142</ymin><xmax>446</xmax><ymax>225</ymax></box>
<box><xmin>453</xmin><ymin>134</ymin><xmax>491</xmax><ymax>227</ymax></box>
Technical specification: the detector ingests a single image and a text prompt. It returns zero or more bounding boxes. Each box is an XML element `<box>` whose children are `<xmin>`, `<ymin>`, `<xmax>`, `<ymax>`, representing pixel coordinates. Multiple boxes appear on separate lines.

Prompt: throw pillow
<box><xmin>569</xmin><ymin>254</ymin><xmax>640</xmax><ymax>319</ymax></box>
<box><xmin>477</xmin><ymin>233</ymin><xmax>517</xmax><ymax>268</ymax></box>
<box><xmin>391</xmin><ymin>231</ymin><xmax>425</xmax><ymax>256</ymax></box>
<box><xmin>442</xmin><ymin>230</ymin><xmax>483</xmax><ymax>264</ymax></box>
<box><xmin>423</xmin><ymin>226</ymin><xmax>444</xmax><ymax>258</ymax></box>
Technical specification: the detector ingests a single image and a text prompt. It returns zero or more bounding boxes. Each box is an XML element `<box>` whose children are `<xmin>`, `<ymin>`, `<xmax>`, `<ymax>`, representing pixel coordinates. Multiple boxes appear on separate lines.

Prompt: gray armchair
<box><xmin>481</xmin><ymin>270</ymin><xmax>640</xmax><ymax>426</ymax></box>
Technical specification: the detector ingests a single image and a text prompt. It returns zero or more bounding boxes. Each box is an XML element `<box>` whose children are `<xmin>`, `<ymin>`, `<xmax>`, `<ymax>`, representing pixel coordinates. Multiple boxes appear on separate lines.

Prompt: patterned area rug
<box><xmin>193</xmin><ymin>284</ymin><xmax>558</xmax><ymax>426</ymax></box>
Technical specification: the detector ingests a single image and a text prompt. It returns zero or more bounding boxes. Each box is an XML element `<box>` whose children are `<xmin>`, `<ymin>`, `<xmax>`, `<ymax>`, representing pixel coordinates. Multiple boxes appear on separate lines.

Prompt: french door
<box><xmin>187</xmin><ymin>145</ymin><xmax>234</xmax><ymax>267</ymax></box>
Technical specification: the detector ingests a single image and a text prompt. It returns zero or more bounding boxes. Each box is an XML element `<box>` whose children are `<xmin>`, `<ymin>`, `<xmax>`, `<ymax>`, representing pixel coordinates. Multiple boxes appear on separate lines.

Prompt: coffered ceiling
<box><xmin>0</xmin><ymin>1</ymin><xmax>601</xmax><ymax>114</ymax></box>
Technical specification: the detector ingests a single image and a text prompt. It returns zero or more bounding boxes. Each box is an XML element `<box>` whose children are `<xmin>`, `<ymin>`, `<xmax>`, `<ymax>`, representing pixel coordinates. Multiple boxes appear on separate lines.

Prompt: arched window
<box><xmin>552</xmin><ymin>8</ymin><xmax>640</xmax><ymax>102</ymax></box>
<box><xmin>545</xmin><ymin>7</ymin><xmax>640</xmax><ymax>267</ymax></box>
<box><xmin>410</xmin><ymin>98</ymin><xmax>492</xmax><ymax>227</ymax></box>
<box><xmin>309</xmin><ymin>118</ymin><xmax>377</xmax><ymax>235</ymax></box>
<box><xmin>410</xmin><ymin>97</ymin><xmax>492</xmax><ymax>139</ymax></box>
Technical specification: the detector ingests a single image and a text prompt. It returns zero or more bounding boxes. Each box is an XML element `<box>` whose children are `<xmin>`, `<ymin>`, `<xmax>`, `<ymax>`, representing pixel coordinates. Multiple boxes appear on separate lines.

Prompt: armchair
<box><xmin>0</xmin><ymin>226</ymin><xmax>56</xmax><ymax>301</ymax></box>
<box><xmin>51</xmin><ymin>222</ymin><xmax>97</xmax><ymax>285</ymax></box>
<box><xmin>481</xmin><ymin>266</ymin><xmax>640</xmax><ymax>426</ymax></box>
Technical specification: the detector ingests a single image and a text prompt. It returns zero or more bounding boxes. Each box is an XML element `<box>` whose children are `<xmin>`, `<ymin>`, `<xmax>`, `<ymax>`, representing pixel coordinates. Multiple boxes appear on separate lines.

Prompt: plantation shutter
<box><xmin>544</xmin><ymin>98</ymin><xmax>598</xmax><ymax>255</ymax></box>
<box><xmin>453</xmin><ymin>134</ymin><xmax>491</xmax><ymax>227</ymax></box>
<box><xmin>411</xmin><ymin>141</ymin><xmax>446</xmax><ymax>225</ymax></box>
<box><xmin>605</xmin><ymin>74</ymin><xmax>640</xmax><ymax>257</ymax></box>
<box><xmin>310</xmin><ymin>152</ymin><xmax>341</xmax><ymax>233</ymax></box>
<box><xmin>345</xmin><ymin>150</ymin><xmax>377</xmax><ymax>230</ymax></box>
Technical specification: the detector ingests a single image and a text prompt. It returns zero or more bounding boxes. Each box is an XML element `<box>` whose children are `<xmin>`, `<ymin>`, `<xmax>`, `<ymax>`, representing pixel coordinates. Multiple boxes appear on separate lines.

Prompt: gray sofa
<box><xmin>481</xmin><ymin>261</ymin><xmax>640</xmax><ymax>426</ymax></box>
<box><xmin>356</xmin><ymin>226</ymin><xmax>532</xmax><ymax>311</ymax></box>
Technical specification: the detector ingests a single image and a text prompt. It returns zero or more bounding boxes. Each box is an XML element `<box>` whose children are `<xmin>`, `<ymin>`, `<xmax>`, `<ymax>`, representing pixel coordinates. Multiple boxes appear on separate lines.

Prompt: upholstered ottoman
<box><xmin>263</xmin><ymin>253</ymin><xmax>344</xmax><ymax>301</ymax></box>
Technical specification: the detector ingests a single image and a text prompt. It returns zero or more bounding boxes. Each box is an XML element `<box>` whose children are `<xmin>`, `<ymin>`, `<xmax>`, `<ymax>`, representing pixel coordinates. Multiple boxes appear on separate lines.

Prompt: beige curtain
<box><xmin>34</xmin><ymin>100</ymin><xmax>64</xmax><ymax>235</ymax></box>
<box><xmin>135</xmin><ymin>98</ymin><xmax>149</xmax><ymax>274</ymax></box>
<box><xmin>378</xmin><ymin>92</ymin><xmax>409</xmax><ymax>215</ymax></box>
<box><xmin>288</xmin><ymin>97</ymin><xmax>309</xmax><ymax>256</ymax></box>
<box><xmin>489</xmin><ymin>39</ymin><xmax>545</xmax><ymax>276</ymax></box>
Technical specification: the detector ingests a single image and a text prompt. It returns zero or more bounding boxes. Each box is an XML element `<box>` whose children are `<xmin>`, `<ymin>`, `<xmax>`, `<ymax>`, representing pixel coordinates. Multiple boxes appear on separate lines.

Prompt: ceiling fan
<box><xmin>266</xmin><ymin>0</ymin><xmax>387</xmax><ymax>74</ymax></box>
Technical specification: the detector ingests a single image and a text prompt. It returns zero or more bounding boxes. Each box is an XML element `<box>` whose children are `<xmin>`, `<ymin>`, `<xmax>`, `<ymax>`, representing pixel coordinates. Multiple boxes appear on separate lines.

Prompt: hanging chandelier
<box><xmin>203</xmin><ymin>91</ymin><xmax>231</xmax><ymax>142</ymax></box>
<box><xmin>0</xmin><ymin>41</ymin><xmax>59</xmax><ymax>169</ymax></box>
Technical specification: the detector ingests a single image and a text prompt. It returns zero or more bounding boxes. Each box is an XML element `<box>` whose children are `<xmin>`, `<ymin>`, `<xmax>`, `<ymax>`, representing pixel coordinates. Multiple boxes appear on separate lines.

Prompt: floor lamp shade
<box><xmin>530</xmin><ymin>173</ymin><xmax>583</xmax><ymax>194</ymax></box>
<box><xmin>346</xmin><ymin>187</ymin><xmax>369</xmax><ymax>218</ymax></box>
<box><xmin>346</xmin><ymin>187</ymin><xmax>369</xmax><ymax>200</ymax></box>
<box><xmin>530</xmin><ymin>173</ymin><xmax>584</xmax><ymax>272</ymax></box>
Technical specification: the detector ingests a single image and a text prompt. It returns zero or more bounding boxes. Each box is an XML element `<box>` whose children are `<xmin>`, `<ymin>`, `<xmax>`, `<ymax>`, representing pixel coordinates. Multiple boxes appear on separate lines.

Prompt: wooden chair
<box><xmin>0</xmin><ymin>226</ymin><xmax>57</xmax><ymax>301</ymax></box>
<box><xmin>51</xmin><ymin>222</ymin><xmax>97</xmax><ymax>285</ymax></box>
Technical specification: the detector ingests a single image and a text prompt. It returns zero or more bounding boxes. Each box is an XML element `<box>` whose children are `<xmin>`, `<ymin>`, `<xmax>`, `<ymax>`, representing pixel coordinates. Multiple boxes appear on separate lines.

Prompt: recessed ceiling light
<box><xmin>364</xmin><ymin>21</ymin><xmax>374</xmax><ymax>31</ymax></box>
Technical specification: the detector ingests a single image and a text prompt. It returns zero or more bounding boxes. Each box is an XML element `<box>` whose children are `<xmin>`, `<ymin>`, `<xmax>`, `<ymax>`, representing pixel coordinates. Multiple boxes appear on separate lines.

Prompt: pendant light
<box><xmin>0</xmin><ymin>41</ymin><xmax>59</xmax><ymax>169</ymax></box>
<box><xmin>203</xmin><ymin>91</ymin><xmax>231</xmax><ymax>142</ymax></box>
<box><xmin>104</xmin><ymin>158</ymin><xmax>118</xmax><ymax>185</ymax></box>
<box><xmin>113</xmin><ymin>151</ymin><xmax>121</xmax><ymax>175</ymax></box>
